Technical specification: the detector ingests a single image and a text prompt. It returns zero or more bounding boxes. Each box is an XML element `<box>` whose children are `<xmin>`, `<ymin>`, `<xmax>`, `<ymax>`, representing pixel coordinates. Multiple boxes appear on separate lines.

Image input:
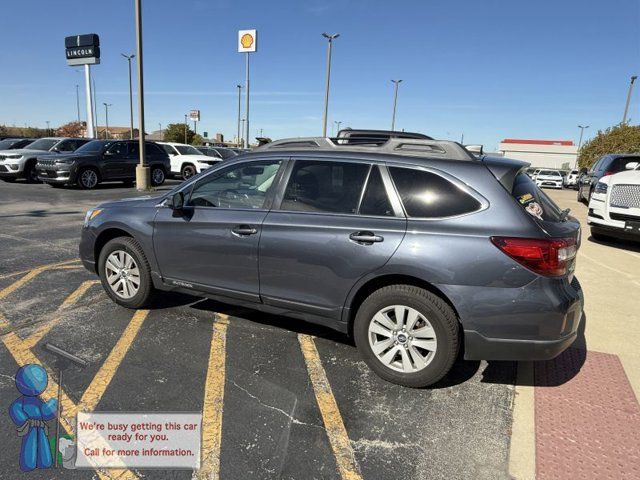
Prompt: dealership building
<box><xmin>497</xmin><ymin>139</ymin><xmax>578</xmax><ymax>170</ymax></box>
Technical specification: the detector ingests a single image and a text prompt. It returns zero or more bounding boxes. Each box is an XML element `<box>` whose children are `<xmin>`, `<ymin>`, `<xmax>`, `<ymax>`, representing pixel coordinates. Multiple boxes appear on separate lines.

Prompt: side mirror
<box><xmin>625</xmin><ymin>161</ymin><xmax>638</xmax><ymax>170</ymax></box>
<box><xmin>171</xmin><ymin>192</ymin><xmax>184</xmax><ymax>210</ymax></box>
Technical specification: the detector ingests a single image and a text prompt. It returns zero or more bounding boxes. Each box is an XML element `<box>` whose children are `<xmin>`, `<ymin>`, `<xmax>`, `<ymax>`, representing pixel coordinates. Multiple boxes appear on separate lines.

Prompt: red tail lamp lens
<box><xmin>490</xmin><ymin>237</ymin><xmax>577</xmax><ymax>277</ymax></box>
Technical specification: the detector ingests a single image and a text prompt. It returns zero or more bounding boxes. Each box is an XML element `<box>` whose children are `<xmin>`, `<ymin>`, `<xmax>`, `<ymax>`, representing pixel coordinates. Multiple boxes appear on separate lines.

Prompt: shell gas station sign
<box><xmin>238</xmin><ymin>29</ymin><xmax>257</xmax><ymax>53</ymax></box>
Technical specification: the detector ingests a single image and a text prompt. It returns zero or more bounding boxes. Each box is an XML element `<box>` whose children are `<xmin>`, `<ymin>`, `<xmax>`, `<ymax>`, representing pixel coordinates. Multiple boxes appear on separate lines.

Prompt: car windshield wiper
<box><xmin>559</xmin><ymin>208</ymin><xmax>571</xmax><ymax>221</ymax></box>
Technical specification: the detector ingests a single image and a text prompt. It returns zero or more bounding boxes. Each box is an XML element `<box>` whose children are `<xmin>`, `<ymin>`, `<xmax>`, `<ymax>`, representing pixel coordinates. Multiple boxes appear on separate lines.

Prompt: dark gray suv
<box><xmin>79</xmin><ymin>137</ymin><xmax>583</xmax><ymax>387</ymax></box>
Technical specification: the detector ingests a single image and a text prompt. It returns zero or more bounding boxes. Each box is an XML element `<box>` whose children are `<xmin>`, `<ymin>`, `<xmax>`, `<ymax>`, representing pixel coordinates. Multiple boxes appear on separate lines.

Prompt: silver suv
<box><xmin>79</xmin><ymin>136</ymin><xmax>583</xmax><ymax>387</ymax></box>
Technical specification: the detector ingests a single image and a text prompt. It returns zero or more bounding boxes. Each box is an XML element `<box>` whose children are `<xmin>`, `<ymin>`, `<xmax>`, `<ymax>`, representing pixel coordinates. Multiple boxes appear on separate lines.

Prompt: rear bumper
<box><xmin>440</xmin><ymin>276</ymin><xmax>584</xmax><ymax>361</ymax></box>
<box><xmin>463</xmin><ymin>328</ymin><xmax>578</xmax><ymax>361</ymax></box>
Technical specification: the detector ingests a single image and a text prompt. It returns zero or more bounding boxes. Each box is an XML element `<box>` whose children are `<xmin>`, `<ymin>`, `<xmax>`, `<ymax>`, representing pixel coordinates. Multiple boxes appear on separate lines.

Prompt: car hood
<box><xmin>97</xmin><ymin>195</ymin><xmax>164</xmax><ymax>210</ymax></box>
<box><xmin>178</xmin><ymin>154</ymin><xmax>215</xmax><ymax>162</ymax></box>
<box><xmin>607</xmin><ymin>169</ymin><xmax>640</xmax><ymax>185</ymax></box>
<box><xmin>1</xmin><ymin>148</ymin><xmax>52</xmax><ymax>156</ymax></box>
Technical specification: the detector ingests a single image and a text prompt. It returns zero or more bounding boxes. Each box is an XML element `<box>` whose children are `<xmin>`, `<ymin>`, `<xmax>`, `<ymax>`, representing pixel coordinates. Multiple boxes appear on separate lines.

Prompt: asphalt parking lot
<box><xmin>1</xmin><ymin>180</ymin><xmax>638</xmax><ymax>479</ymax></box>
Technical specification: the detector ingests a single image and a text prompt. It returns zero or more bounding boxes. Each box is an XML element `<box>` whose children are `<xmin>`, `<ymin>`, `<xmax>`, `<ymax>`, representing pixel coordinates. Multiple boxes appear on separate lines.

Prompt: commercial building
<box><xmin>498</xmin><ymin>139</ymin><xmax>578</xmax><ymax>169</ymax></box>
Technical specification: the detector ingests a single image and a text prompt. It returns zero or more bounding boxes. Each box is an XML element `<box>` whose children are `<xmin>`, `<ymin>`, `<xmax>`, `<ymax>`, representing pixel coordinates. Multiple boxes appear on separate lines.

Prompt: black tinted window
<box><xmin>511</xmin><ymin>172</ymin><xmax>563</xmax><ymax>222</ymax></box>
<box><xmin>106</xmin><ymin>142</ymin><xmax>128</xmax><ymax>156</ymax></box>
<box><xmin>282</xmin><ymin>161</ymin><xmax>369</xmax><ymax>214</ymax></box>
<box><xmin>359</xmin><ymin>166</ymin><xmax>394</xmax><ymax>216</ymax></box>
<box><xmin>611</xmin><ymin>156</ymin><xmax>639</xmax><ymax>172</ymax></box>
<box><xmin>390</xmin><ymin>167</ymin><xmax>481</xmax><ymax>218</ymax></box>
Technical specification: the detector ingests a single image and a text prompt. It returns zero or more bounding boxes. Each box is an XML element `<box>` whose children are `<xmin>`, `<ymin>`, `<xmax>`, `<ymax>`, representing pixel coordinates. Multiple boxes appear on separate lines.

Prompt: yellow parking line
<box><xmin>298</xmin><ymin>334</ymin><xmax>362</xmax><ymax>480</ymax></box>
<box><xmin>0</xmin><ymin>269</ymin><xmax>44</xmax><ymax>300</ymax></box>
<box><xmin>197</xmin><ymin>313</ymin><xmax>229</xmax><ymax>480</ymax></box>
<box><xmin>78</xmin><ymin>309</ymin><xmax>149</xmax><ymax>413</ymax></box>
<box><xmin>22</xmin><ymin>280</ymin><xmax>100</xmax><ymax>349</ymax></box>
<box><xmin>0</xmin><ymin>259</ymin><xmax>81</xmax><ymax>281</ymax></box>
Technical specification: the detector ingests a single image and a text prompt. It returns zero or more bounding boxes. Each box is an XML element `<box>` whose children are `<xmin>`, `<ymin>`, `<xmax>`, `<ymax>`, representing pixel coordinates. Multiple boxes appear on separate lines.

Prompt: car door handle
<box><xmin>349</xmin><ymin>231</ymin><xmax>384</xmax><ymax>245</ymax></box>
<box><xmin>232</xmin><ymin>224</ymin><xmax>258</xmax><ymax>236</ymax></box>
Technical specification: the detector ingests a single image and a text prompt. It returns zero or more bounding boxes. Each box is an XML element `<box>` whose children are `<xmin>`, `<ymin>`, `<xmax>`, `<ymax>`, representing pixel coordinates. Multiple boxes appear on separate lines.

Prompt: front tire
<box><xmin>24</xmin><ymin>161</ymin><xmax>40</xmax><ymax>184</ymax></box>
<box><xmin>181</xmin><ymin>164</ymin><xmax>196</xmax><ymax>180</ymax></box>
<box><xmin>77</xmin><ymin>167</ymin><xmax>99</xmax><ymax>189</ymax></box>
<box><xmin>354</xmin><ymin>285</ymin><xmax>459</xmax><ymax>388</ymax></box>
<box><xmin>98</xmin><ymin>237</ymin><xmax>155</xmax><ymax>309</ymax></box>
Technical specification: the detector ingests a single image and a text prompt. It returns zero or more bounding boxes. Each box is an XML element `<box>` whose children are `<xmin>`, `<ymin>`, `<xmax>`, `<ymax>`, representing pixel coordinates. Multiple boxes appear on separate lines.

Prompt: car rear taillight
<box><xmin>603</xmin><ymin>171</ymin><xmax>614</xmax><ymax>176</ymax></box>
<box><xmin>490</xmin><ymin>237</ymin><xmax>577</xmax><ymax>277</ymax></box>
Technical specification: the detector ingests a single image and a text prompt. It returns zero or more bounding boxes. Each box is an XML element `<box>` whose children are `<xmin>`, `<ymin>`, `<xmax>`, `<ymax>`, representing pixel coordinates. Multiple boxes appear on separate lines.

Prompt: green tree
<box><xmin>163</xmin><ymin>123</ymin><xmax>195</xmax><ymax>144</ymax></box>
<box><xmin>578</xmin><ymin>124</ymin><xmax>640</xmax><ymax>169</ymax></box>
<box><xmin>191</xmin><ymin>134</ymin><xmax>204</xmax><ymax>146</ymax></box>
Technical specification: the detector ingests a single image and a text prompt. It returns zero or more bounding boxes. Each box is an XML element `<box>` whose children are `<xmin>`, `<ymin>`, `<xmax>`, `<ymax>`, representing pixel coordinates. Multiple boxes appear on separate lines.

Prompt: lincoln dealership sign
<box><xmin>65</xmin><ymin>34</ymin><xmax>100</xmax><ymax>66</ymax></box>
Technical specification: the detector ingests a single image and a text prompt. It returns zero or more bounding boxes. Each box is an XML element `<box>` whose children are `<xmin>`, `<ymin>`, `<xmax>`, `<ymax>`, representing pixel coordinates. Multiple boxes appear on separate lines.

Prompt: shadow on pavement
<box><xmin>0</xmin><ymin>209</ymin><xmax>81</xmax><ymax>218</ymax></box>
<box><xmin>588</xmin><ymin>234</ymin><xmax>640</xmax><ymax>253</ymax></box>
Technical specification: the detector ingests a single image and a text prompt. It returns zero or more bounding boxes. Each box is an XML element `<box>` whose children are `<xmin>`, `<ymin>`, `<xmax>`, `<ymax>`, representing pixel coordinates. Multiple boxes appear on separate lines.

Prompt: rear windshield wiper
<box><xmin>559</xmin><ymin>208</ymin><xmax>571</xmax><ymax>221</ymax></box>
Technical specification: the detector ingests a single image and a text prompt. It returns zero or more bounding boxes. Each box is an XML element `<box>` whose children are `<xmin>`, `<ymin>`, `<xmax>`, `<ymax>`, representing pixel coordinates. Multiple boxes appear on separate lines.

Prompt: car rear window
<box><xmin>512</xmin><ymin>173</ymin><xmax>563</xmax><ymax>222</ymax></box>
<box><xmin>389</xmin><ymin>167</ymin><xmax>481</xmax><ymax>218</ymax></box>
<box><xmin>538</xmin><ymin>170</ymin><xmax>560</xmax><ymax>176</ymax></box>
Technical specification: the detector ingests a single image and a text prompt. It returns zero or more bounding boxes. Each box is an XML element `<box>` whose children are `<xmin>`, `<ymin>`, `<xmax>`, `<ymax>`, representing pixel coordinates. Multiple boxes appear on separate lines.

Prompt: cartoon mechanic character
<box><xmin>9</xmin><ymin>364</ymin><xmax>58</xmax><ymax>472</ymax></box>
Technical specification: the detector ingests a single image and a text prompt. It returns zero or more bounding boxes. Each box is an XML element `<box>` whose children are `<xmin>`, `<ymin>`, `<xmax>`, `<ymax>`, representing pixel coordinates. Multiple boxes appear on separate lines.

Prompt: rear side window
<box><xmin>359</xmin><ymin>166</ymin><xmax>394</xmax><ymax>216</ymax></box>
<box><xmin>511</xmin><ymin>173</ymin><xmax>563</xmax><ymax>222</ymax></box>
<box><xmin>282</xmin><ymin>161</ymin><xmax>369</xmax><ymax>214</ymax></box>
<box><xmin>611</xmin><ymin>156</ymin><xmax>640</xmax><ymax>173</ymax></box>
<box><xmin>389</xmin><ymin>167</ymin><xmax>481</xmax><ymax>218</ymax></box>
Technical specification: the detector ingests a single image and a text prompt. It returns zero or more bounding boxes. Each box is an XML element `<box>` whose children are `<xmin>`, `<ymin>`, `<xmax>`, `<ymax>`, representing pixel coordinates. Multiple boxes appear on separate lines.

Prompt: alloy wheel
<box><xmin>104</xmin><ymin>250</ymin><xmax>140</xmax><ymax>299</ymax></box>
<box><xmin>80</xmin><ymin>169</ymin><xmax>98</xmax><ymax>189</ymax></box>
<box><xmin>152</xmin><ymin>168</ymin><xmax>165</xmax><ymax>185</ymax></box>
<box><xmin>368</xmin><ymin>305</ymin><xmax>437</xmax><ymax>373</ymax></box>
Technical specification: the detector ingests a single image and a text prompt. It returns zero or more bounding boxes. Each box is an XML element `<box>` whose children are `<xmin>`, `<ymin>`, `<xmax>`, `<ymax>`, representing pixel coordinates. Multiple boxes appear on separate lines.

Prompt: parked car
<box><xmin>564</xmin><ymin>169</ymin><xmax>580</xmax><ymax>189</ymax></box>
<box><xmin>36</xmin><ymin>139</ymin><xmax>170</xmax><ymax>189</ymax></box>
<box><xmin>157</xmin><ymin>142</ymin><xmax>220</xmax><ymax>180</ymax></box>
<box><xmin>525</xmin><ymin>167</ymin><xmax>537</xmax><ymax>178</ymax></box>
<box><xmin>197</xmin><ymin>146</ymin><xmax>238</xmax><ymax>160</ymax></box>
<box><xmin>0</xmin><ymin>138</ymin><xmax>34</xmax><ymax>151</ymax></box>
<box><xmin>578</xmin><ymin>153</ymin><xmax>640</xmax><ymax>203</ymax></box>
<box><xmin>535</xmin><ymin>169</ymin><xmax>563</xmax><ymax>189</ymax></box>
<box><xmin>0</xmin><ymin>137</ymin><xmax>89</xmax><ymax>183</ymax></box>
<box><xmin>587</xmin><ymin>160</ymin><xmax>640</xmax><ymax>241</ymax></box>
<box><xmin>79</xmin><ymin>135</ymin><xmax>583</xmax><ymax>388</ymax></box>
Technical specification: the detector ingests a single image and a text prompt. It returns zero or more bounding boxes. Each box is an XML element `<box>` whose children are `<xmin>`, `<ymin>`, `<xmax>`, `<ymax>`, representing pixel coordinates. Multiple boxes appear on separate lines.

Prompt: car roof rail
<box><xmin>256</xmin><ymin>137</ymin><xmax>476</xmax><ymax>161</ymax></box>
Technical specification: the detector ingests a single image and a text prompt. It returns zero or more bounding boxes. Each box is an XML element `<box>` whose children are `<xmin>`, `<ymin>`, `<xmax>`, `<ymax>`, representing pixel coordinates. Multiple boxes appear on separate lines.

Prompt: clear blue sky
<box><xmin>1</xmin><ymin>0</ymin><xmax>638</xmax><ymax>149</ymax></box>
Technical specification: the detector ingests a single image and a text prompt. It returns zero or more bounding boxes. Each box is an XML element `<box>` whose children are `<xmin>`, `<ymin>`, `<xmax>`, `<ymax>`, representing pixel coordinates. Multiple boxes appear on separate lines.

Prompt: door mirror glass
<box><xmin>171</xmin><ymin>192</ymin><xmax>184</xmax><ymax>210</ymax></box>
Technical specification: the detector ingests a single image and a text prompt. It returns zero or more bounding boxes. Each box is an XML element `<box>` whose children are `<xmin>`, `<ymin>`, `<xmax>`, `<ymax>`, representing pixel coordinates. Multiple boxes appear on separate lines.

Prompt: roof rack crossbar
<box><xmin>257</xmin><ymin>137</ymin><xmax>475</xmax><ymax>161</ymax></box>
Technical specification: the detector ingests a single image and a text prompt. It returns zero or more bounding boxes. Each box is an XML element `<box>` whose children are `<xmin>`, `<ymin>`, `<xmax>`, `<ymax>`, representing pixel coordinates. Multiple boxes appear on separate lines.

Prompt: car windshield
<box><xmin>0</xmin><ymin>139</ymin><xmax>20</xmax><ymax>149</ymax></box>
<box><xmin>215</xmin><ymin>148</ymin><xmax>237</xmax><ymax>159</ymax></box>
<box><xmin>175</xmin><ymin>145</ymin><xmax>202</xmax><ymax>155</ymax></box>
<box><xmin>74</xmin><ymin>140</ymin><xmax>112</xmax><ymax>154</ymax></box>
<box><xmin>539</xmin><ymin>170</ymin><xmax>559</xmax><ymax>176</ymax></box>
<box><xmin>24</xmin><ymin>138</ymin><xmax>59</xmax><ymax>151</ymax></box>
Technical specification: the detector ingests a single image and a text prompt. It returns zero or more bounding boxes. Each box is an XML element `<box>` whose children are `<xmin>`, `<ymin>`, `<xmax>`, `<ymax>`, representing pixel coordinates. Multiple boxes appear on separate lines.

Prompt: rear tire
<box><xmin>151</xmin><ymin>166</ymin><xmax>166</xmax><ymax>186</ymax></box>
<box><xmin>354</xmin><ymin>285</ymin><xmax>459</xmax><ymax>388</ymax></box>
<box><xmin>98</xmin><ymin>237</ymin><xmax>155</xmax><ymax>309</ymax></box>
<box><xmin>77</xmin><ymin>167</ymin><xmax>99</xmax><ymax>189</ymax></box>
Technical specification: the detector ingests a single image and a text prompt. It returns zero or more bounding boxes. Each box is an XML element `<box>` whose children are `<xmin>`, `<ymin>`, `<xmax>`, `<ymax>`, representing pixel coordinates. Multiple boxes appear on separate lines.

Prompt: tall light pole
<box><xmin>622</xmin><ymin>75</ymin><xmax>637</xmax><ymax>124</ymax></box>
<box><xmin>236</xmin><ymin>84</ymin><xmax>242</xmax><ymax>146</ymax></box>
<box><xmin>333</xmin><ymin>120</ymin><xmax>342</xmax><ymax>136</ymax></box>
<box><xmin>134</xmin><ymin>0</ymin><xmax>149</xmax><ymax>190</ymax></box>
<box><xmin>92</xmin><ymin>78</ymin><xmax>97</xmax><ymax>134</ymax></box>
<box><xmin>121</xmin><ymin>54</ymin><xmax>136</xmax><ymax>139</ymax></box>
<box><xmin>75</xmin><ymin>84</ymin><xmax>81</xmax><ymax>123</ymax></box>
<box><xmin>390</xmin><ymin>79</ymin><xmax>402</xmax><ymax>131</ymax></box>
<box><xmin>321</xmin><ymin>33</ymin><xmax>340</xmax><ymax>137</ymax></box>
<box><xmin>103</xmin><ymin>103</ymin><xmax>112</xmax><ymax>139</ymax></box>
<box><xmin>46</xmin><ymin>121</ymin><xmax>50</xmax><ymax>136</ymax></box>
<box><xmin>241</xmin><ymin>118</ymin><xmax>246</xmax><ymax>144</ymax></box>
<box><xmin>577</xmin><ymin>125</ymin><xmax>590</xmax><ymax>150</ymax></box>
<box><xmin>184</xmin><ymin>114</ymin><xmax>188</xmax><ymax>143</ymax></box>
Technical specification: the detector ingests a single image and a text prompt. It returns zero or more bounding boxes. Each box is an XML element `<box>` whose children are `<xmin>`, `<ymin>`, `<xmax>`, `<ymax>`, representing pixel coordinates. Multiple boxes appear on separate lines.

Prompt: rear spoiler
<box><xmin>480</xmin><ymin>155</ymin><xmax>530</xmax><ymax>191</ymax></box>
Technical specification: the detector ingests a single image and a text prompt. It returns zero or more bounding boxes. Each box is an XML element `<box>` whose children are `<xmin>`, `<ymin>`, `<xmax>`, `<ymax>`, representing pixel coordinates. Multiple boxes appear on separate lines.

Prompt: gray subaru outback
<box><xmin>79</xmin><ymin>136</ymin><xmax>583</xmax><ymax>387</ymax></box>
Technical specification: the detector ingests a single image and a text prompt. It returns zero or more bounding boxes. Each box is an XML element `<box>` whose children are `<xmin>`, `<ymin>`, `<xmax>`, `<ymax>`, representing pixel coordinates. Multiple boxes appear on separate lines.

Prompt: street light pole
<box><xmin>121</xmin><ymin>54</ymin><xmax>136</xmax><ymax>139</ymax></box>
<box><xmin>245</xmin><ymin>53</ymin><xmax>250</xmax><ymax>149</ymax></box>
<box><xmin>622</xmin><ymin>75</ymin><xmax>638</xmax><ymax>125</ymax></box>
<box><xmin>577</xmin><ymin>125</ymin><xmax>589</xmax><ymax>150</ymax></box>
<box><xmin>134</xmin><ymin>0</ymin><xmax>150</xmax><ymax>190</ymax></box>
<box><xmin>390</xmin><ymin>79</ymin><xmax>402</xmax><ymax>131</ymax></box>
<box><xmin>75</xmin><ymin>84</ymin><xmax>81</xmax><ymax>123</ymax></box>
<box><xmin>236</xmin><ymin>84</ymin><xmax>242</xmax><ymax>146</ymax></box>
<box><xmin>321</xmin><ymin>33</ymin><xmax>340</xmax><ymax>137</ymax></box>
<box><xmin>333</xmin><ymin>120</ymin><xmax>342</xmax><ymax>136</ymax></box>
<box><xmin>241</xmin><ymin>118</ymin><xmax>246</xmax><ymax>144</ymax></box>
<box><xmin>46</xmin><ymin>121</ymin><xmax>50</xmax><ymax>136</ymax></box>
<box><xmin>184</xmin><ymin>114</ymin><xmax>188</xmax><ymax>143</ymax></box>
<box><xmin>103</xmin><ymin>103</ymin><xmax>112</xmax><ymax>139</ymax></box>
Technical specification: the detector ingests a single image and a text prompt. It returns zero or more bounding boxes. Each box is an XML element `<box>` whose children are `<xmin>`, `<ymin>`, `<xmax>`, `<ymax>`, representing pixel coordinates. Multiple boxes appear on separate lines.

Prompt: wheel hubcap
<box><xmin>81</xmin><ymin>170</ymin><xmax>97</xmax><ymax>188</ymax></box>
<box><xmin>105</xmin><ymin>250</ymin><xmax>140</xmax><ymax>299</ymax></box>
<box><xmin>368</xmin><ymin>305</ymin><xmax>437</xmax><ymax>373</ymax></box>
<box><xmin>152</xmin><ymin>169</ymin><xmax>164</xmax><ymax>184</ymax></box>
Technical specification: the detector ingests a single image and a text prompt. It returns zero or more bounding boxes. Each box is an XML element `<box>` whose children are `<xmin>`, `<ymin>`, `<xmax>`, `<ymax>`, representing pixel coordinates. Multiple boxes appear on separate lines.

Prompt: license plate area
<box><xmin>624</xmin><ymin>221</ymin><xmax>640</xmax><ymax>234</ymax></box>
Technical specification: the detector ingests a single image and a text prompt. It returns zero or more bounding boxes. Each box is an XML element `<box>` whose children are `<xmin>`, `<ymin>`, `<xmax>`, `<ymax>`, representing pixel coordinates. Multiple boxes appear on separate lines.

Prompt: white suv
<box><xmin>588</xmin><ymin>161</ymin><xmax>640</xmax><ymax>241</ymax></box>
<box><xmin>535</xmin><ymin>169</ymin><xmax>563</xmax><ymax>189</ymax></box>
<box><xmin>157</xmin><ymin>142</ymin><xmax>221</xmax><ymax>180</ymax></box>
<box><xmin>564</xmin><ymin>169</ymin><xmax>579</xmax><ymax>189</ymax></box>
